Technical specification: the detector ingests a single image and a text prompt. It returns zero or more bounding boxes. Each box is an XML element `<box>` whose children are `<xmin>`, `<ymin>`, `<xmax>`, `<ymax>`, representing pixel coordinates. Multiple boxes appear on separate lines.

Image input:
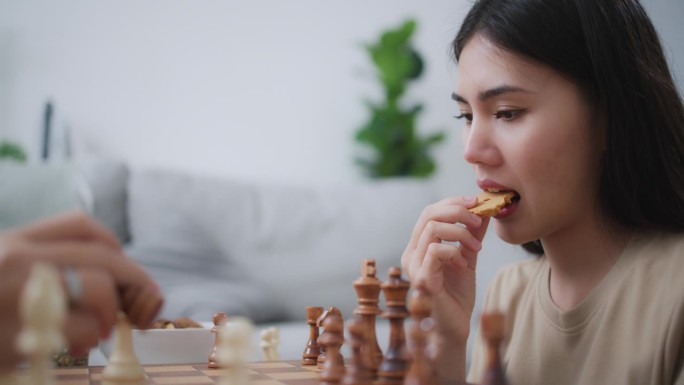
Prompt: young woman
<box><xmin>401</xmin><ymin>0</ymin><xmax>684</xmax><ymax>383</ymax></box>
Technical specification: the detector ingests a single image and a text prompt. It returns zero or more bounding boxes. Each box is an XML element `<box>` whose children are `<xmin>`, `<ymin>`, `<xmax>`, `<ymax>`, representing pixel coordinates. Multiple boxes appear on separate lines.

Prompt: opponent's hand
<box><xmin>400</xmin><ymin>195</ymin><xmax>489</xmax><ymax>342</ymax></box>
<box><xmin>0</xmin><ymin>211</ymin><xmax>163</xmax><ymax>370</ymax></box>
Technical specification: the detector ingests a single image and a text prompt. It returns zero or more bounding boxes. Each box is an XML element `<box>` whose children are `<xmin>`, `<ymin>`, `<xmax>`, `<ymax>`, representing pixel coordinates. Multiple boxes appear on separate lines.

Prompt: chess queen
<box><xmin>400</xmin><ymin>0</ymin><xmax>684</xmax><ymax>384</ymax></box>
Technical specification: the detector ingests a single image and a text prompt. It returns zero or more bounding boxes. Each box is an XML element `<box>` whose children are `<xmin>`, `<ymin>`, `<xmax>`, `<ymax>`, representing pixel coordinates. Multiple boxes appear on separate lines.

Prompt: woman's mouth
<box><xmin>484</xmin><ymin>189</ymin><xmax>520</xmax><ymax>204</ymax></box>
<box><xmin>490</xmin><ymin>189</ymin><xmax>520</xmax><ymax>218</ymax></box>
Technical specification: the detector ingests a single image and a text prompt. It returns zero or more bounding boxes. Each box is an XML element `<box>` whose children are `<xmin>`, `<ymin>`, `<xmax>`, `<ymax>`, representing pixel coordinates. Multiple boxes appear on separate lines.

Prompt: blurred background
<box><xmin>0</xmin><ymin>0</ymin><xmax>682</xmax><ymax>190</ymax></box>
<box><xmin>0</xmin><ymin>0</ymin><xmax>683</xmax><ymax>359</ymax></box>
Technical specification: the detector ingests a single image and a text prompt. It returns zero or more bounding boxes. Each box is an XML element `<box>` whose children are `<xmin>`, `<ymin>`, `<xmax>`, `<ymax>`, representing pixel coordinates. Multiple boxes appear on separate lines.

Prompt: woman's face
<box><xmin>455</xmin><ymin>36</ymin><xmax>604</xmax><ymax>245</ymax></box>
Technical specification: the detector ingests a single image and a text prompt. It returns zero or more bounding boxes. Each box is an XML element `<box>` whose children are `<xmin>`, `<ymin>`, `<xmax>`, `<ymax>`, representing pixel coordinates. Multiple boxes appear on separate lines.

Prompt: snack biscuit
<box><xmin>469</xmin><ymin>191</ymin><xmax>516</xmax><ymax>217</ymax></box>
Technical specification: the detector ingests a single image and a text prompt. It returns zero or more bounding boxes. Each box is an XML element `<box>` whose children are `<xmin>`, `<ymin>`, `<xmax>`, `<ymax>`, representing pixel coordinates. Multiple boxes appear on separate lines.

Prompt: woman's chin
<box><xmin>492</xmin><ymin>223</ymin><xmax>532</xmax><ymax>246</ymax></box>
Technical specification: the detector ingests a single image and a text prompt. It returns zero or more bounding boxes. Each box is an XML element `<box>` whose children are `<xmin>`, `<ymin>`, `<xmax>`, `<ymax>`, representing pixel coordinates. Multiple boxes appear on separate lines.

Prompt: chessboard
<box><xmin>11</xmin><ymin>361</ymin><xmax>319</xmax><ymax>385</ymax></box>
<box><xmin>11</xmin><ymin>361</ymin><xmax>470</xmax><ymax>385</ymax></box>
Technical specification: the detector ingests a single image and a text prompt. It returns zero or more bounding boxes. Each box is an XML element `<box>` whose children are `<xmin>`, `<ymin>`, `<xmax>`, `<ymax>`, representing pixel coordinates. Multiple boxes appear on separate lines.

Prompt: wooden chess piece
<box><xmin>480</xmin><ymin>312</ymin><xmax>509</xmax><ymax>385</ymax></box>
<box><xmin>302</xmin><ymin>306</ymin><xmax>324</xmax><ymax>365</ymax></box>
<box><xmin>377</xmin><ymin>267</ymin><xmax>410</xmax><ymax>385</ymax></box>
<box><xmin>342</xmin><ymin>318</ymin><xmax>374</xmax><ymax>385</ymax></box>
<box><xmin>16</xmin><ymin>263</ymin><xmax>67</xmax><ymax>385</ymax></box>
<box><xmin>102</xmin><ymin>313</ymin><xmax>146</xmax><ymax>385</ymax></box>
<box><xmin>352</xmin><ymin>259</ymin><xmax>383</xmax><ymax>374</ymax></box>
<box><xmin>317</xmin><ymin>306</ymin><xmax>342</xmax><ymax>369</ymax></box>
<box><xmin>260</xmin><ymin>327</ymin><xmax>280</xmax><ymax>361</ymax></box>
<box><xmin>216</xmin><ymin>318</ymin><xmax>254</xmax><ymax>385</ymax></box>
<box><xmin>208</xmin><ymin>312</ymin><xmax>228</xmax><ymax>368</ymax></box>
<box><xmin>404</xmin><ymin>317</ymin><xmax>436</xmax><ymax>385</ymax></box>
<box><xmin>318</xmin><ymin>313</ymin><xmax>346</xmax><ymax>385</ymax></box>
<box><xmin>407</xmin><ymin>287</ymin><xmax>432</xmax><ymax>326</ymax></box>
<box><xmin>404</xmin><ymin>286</ymin><xmax>438</xmax><ymax>385</ymax></box>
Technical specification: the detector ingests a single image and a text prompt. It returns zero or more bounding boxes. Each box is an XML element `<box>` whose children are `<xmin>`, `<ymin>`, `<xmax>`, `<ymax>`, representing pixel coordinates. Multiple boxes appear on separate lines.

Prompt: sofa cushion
<box><xmin>75</xmin><ymin>156</ymin><xmax>130</xmax><ymax>243</ymax></box>
<box><xmin>127</xmin><ymin>167</ymin><xmax>438</xmax><ymax>321</ymax></box>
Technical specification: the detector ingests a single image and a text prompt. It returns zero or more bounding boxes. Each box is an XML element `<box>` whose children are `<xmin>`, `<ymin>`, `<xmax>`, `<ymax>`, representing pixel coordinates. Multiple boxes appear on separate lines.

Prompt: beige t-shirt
<box><xmin>467</xmin><ymin>233</ymin><xmax>684</xmax><ymax>385</ymax></box>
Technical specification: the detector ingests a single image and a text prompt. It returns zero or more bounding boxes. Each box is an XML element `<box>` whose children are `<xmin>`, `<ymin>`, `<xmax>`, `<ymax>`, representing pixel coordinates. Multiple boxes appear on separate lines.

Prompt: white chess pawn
<box><xmin>102</xmin><ymin>313</ymin><xmax>145</xmax><ymax>385</ymax></box>
<box><xmin>16</xmin><ymin>263</ymin><xmax>67</xmax><ymax>385</ymax></box>
<box><xmin>217</xmin><ymin>318</ymin><xmax>254</xmax><ymax>385</ymax></box>
<box><xmin>260</xmin><ymin>327</ymin><xmax>280</xmax><ymax>361</ymax></box>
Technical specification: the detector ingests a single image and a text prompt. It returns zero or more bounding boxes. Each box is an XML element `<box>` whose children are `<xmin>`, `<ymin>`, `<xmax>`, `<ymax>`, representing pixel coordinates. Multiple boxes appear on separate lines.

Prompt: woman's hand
<box><xmin>401</xmin><ymin>195</ymin><xmax>489</xmax><ymax>378</ymax></box>
<box><xmin>0</xmin><ymin>211</ymin><xmax>163</xmax><ymax>370</ymax></box>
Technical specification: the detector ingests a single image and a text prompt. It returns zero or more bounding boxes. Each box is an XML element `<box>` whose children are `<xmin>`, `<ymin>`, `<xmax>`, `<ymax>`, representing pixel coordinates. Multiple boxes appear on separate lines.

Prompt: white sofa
<box><xmin>1</xmin><ymin>158</ymin><xmax>439</xmax><ymax>362</ymax></box>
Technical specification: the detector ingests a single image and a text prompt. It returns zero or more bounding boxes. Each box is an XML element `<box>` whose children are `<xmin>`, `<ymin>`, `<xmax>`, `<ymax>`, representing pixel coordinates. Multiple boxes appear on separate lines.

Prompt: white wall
<box><xmin>0</xmin><ymin>1</ymin><xmax>472</xmax><ymax>190</ymax></box>
<box><xmin>1</xmin><ymin>1</ymin><xmax>682</xmax><ymax>187</ymax></box>
<box><xmin>1</xmin><ymin>1</ymin><xmax>681</xmax><ymax>187</ymax></box>
<box><xmin>0</xmin><ymin>1</ymin><xmax>682</xmax><ymax>326</ymax></box>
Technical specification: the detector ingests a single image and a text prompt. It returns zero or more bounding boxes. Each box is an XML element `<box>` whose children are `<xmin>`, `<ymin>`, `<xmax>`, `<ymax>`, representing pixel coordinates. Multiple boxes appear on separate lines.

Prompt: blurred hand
<box><xmin>0</xmin><ymin>211</ymin><xmax>163</xmax><ymax>370</ymax></box>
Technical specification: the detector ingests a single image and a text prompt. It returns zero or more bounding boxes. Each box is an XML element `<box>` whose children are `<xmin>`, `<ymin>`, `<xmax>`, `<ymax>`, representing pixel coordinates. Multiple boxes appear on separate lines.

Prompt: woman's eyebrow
<box><xmin>452</xmin><ymin>85</ymin><xmax>534</xmax><ymax>104</ymax></box>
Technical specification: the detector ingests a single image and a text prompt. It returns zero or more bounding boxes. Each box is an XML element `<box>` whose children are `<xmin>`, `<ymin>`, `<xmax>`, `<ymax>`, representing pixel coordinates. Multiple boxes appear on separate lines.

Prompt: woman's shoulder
<box><xmin>482</xmin><ymin>257</ymin><xmax>545</xmax><ymax>311</ymax></box>
<box><xmin>492</xmin><ymin>256</ymin><xmax>545</xmax><ymax>288</ymax></box>
<box><xmin>619</xmin><ymin>232</ymin><xmax>684</xmax><ymax>313</ymax></box>
<box><xmin>631</xmin><ymin>231</ymin><xmax>684</xmax><ymax>269</ymax></box>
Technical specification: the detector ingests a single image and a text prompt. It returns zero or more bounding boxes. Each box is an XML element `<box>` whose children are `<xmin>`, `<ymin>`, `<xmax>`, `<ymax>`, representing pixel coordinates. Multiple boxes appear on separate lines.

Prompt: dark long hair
<box><xmin>454</xmin><ymin>0</ymin><xmax>684</xmax><ymax>255</ymax></box>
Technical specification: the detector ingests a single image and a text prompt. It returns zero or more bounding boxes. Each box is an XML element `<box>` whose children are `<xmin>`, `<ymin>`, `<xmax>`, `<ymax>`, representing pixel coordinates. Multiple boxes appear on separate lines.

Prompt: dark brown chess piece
<box><xmin>319</xmin><ymin>313</ymin><xmax>346</xmax><ymax>385</ymax></box>
<box><xmin>342</xmin><ymin>318</ymin><xmax>374</xmax><ymax>385</ymax></box>
<box><xmin>353</xmin><ymin>259</ymin><xmax>383</xmax><ymax>374</ymax></box>
<box><xmin>302</xmin><ymin>306</ymin><xmax>324</xmax><ymax>365</ymax></box>
<box><xmin>404</xmin><ymin>287</ymin><xmax>438</xmax><ymax>385</ymax></box>
<box><xmin>317</xmin><ymin>306</ymin><xmax>343</xmax><ymax>369</ymax></box>
<box><xmin>480</xmin><ymin>312</ymin><xmax>509</xmax><ymax>385</ymax></box>
<box><xmin>377</xmin><ymin>267</ymin><xmax>410</xmax><ymax>385</ymax></box>
<box><xmin>207</xmin><ymin>312</ymin><xmax>228</xmax><ymax>368</ymax></box>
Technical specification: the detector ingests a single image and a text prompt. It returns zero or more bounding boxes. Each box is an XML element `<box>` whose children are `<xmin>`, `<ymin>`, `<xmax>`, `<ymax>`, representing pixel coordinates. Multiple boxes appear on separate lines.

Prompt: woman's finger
<box><xmin>414</xmin><ymin>218</ymin><xmax>482</xmax><ymax>266</ymax></box>
<box><xmin>13</xmin><ymin>211</ymin><xmax>122</xmax><ymax>252</ymax></box>
<box><xmin>64</xmin><ymin>267</ymin><xmax>120</xmax><ymax>339</ymax></box>
<box><xmin>63</xmin><ymin>310</ymin><xmax>101</xmax><ymax>354</ymax></box>
<box><xmin>407</xmin><ymin>196</ymin><xmax>479</xmax><ymax>250</ymax></box>
<box><xmin>415</xmin><ymin>242</ymin><xmax>465</xmax><ymax>293</ymax></box>
<box><xmin>19</xmin><ymin>241</ymin><xmax>154</xmax><ymax>292</ymax></box>
<box><xmin>459</xmin><ymin>216</ymin><xmax>491</xmax><ymax>270</ymax></box>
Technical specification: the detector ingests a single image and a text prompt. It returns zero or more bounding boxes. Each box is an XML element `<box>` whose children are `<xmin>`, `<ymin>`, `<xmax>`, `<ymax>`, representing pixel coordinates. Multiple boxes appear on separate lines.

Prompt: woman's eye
<box><xmin>494</xmin><ymin>109</ymin><xmax>522</xmax><ymax>120</ymax></box>
<box><xmin>454</xmin><ymin>113</ymin><xmax>473</xmax><ymax>123</ymax></box>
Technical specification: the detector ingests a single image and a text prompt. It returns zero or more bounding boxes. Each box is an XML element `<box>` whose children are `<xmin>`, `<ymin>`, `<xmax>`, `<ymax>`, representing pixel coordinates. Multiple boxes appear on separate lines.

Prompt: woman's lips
<box><xmin>495</xmin><ymin>198</ymin><xmax>519</xmax><ymax>219</ymax></box>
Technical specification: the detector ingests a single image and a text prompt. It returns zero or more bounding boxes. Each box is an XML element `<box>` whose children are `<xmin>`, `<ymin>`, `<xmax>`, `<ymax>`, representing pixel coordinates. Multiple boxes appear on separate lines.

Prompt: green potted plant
<box><xmin>355</xmin><ymin>19</ymin><xmax>445</xmax><ymax>178</ymax></box>
<box><xmin>0</xmin><ymin>140</ymin><xmax>27</xmax><ymax>163</ymax></box>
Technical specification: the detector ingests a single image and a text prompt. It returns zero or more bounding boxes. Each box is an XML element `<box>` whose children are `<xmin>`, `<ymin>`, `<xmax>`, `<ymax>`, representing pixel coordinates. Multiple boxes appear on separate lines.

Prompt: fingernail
<box><xmin>464</xmin><ymin>196</ymin><xmax>477</xmax><ymax>204</ymax></box>
<box><xmin>470</xmin><ymin>213</ymin><xmax>483</xmax><ymax>226</ymax></box>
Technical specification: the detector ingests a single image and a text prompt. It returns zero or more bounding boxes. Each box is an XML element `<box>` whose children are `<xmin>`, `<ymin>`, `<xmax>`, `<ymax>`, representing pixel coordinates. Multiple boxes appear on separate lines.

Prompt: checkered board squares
<box><xmin>12</xmin><ymin>361</ymin><xmax>322</xmax><ymax>385</ymax></box>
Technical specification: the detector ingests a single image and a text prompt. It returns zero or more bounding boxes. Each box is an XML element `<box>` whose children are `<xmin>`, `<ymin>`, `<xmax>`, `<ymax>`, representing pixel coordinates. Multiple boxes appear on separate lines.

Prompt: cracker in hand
<box><xmin>468</xmin><ymin>191</ymin><xmax>517</xmax><ymax>217</ymax></box>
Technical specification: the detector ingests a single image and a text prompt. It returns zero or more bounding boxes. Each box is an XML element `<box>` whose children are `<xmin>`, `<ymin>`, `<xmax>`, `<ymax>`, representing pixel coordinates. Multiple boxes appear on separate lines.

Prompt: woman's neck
<box><xmin>542</xmin><ymin>214</ymin><xmax>632</xmax><ymax>311</ymax></box>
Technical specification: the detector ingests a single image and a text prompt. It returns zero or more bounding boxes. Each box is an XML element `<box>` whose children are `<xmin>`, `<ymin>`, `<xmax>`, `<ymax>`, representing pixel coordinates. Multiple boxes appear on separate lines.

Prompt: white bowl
<box><xmin>99</xmin><ymin>322</ymin><xmax>214</xmax><ymax>365</ymax></box>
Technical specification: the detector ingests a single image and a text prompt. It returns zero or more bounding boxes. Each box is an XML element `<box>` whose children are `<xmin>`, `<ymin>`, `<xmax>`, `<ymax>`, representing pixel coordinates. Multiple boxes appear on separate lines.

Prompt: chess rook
<box><xmin>352</xmin><ymin>259</ymin><xmax>383</xmax><ymax>374</ymax></box>
<box><xmin>302</xmin><ymin>306</ymin><xmax>324</xmax><ymax>365</ymax></box>
<box><xmin>377</xmin><ymin>267</ymin><xmax>410</xmax><ymax>385</ymax></box>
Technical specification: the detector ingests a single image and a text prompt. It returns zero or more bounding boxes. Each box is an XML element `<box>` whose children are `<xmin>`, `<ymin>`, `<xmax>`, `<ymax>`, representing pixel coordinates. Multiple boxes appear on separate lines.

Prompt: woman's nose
<box><xmin>462</xmin><ymin>119</ymin><xmax>500</xmax><ymax>166</ymax></box>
